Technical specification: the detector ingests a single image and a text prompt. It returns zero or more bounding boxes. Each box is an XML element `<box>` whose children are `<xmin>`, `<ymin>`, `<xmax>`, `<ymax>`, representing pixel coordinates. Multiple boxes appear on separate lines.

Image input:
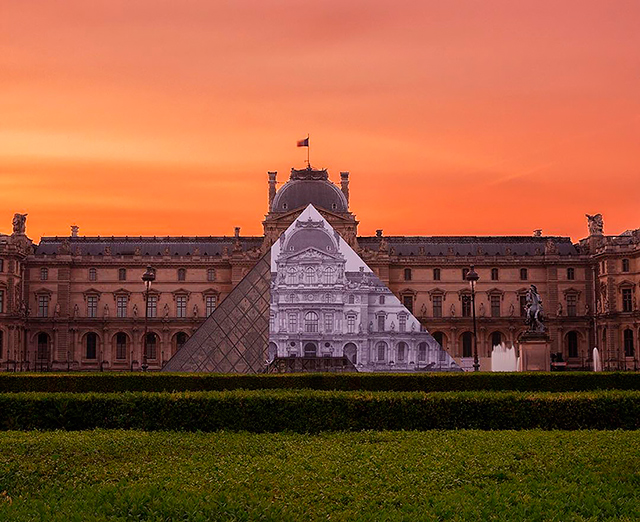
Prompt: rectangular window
<box><xmin>402</xmin><ymin>295</ymin><xmax>413</xmax><ymax>314</ymax></box>
<box><xmin>288</xmin><ymin>313</ymin><xmax>298</xmax><ymax>333</ymax></box>
<box><xmin>462</xmin><ymin>295</ymin><xmax>472</xmax><ymax>317</ymax></box>
<box><xmin>567</xmin><ymin>268</ymin><xmax>575</xmax><ymax>280</ymax></box>
<box><xmin>147</xmin><ymin>295</ymin><xmax>157</xmax><ymax>318</ymax></box>
<box><xmin>89</xmin><ymin>268</ymin><xmax>97</xmax><ymax>281</ymax></box>
<box><xmin>490</xmin><ymin>295</ymin><xmax>501</xmax><ymax>317</ymax></box>
<box><xmin>347</xmin><ymin>316</ymin><xmax>356</xmax><ymax>334</ymax></box>
<box><xmin>176</xmin><ymin>295</ymin><xmax>187</xmax><ymax>318</ymax></box>
<box><xmin>0</xmin><ymin>259</ymin><xmax>4</xmax><ymax>272</ymax></box>
<box><xmin>566</xmin><ymin>295</ymin><xmax>577</xmax><ymax>316</ymax></box>
<box><xmin>622</xmin><ymin>259</ymin><xmax>630</xmax><ymax>273</ymax></box>
<box><xmin>491</xmin><ymin>268</ymin><xmax>499</xmax><ymax>281</ymax></box>
<box><xmin>433</xmin><ymin>295</ymin><xmax>442</xmax><ymax>318</ymax></box>
<box><xmin>520</xmin><ymin>268</ymin><xmax>528</xmax><ymax>280</ymax></box>
<box><xmin>118</xmin><ymin>268</ymin><xmax>126</xmax><ymax>281</ymax></box>
<box><xmin>433</xmin><ymin>268</ymin><xmax>440</xmax><ymax>281</ymax></box>
<box><xmin>399</xmin><ymin>315</ymin><xmax>407</xmax><ymax>333</ymax></box>
<box><xmin>40</xmin><ymin>268</ymin><xmax>48</xmax><ymax>281</ymax></box>
<box><xmin>87</xmin><ymin>295</ymin><xmax>98</xmax><ymax>318</ymax></box>
<box><xmin>622</xmin><ymin>289</ymin><xmax>633</xmax><ymax>312</ymax></box>
<box><xmin>116</xmin><ymin>296</ymin><xmax>128</xmax><ymax>318</ymax></box>
<box><xmin>0</xmin><ymin>290</ymin><xmax>3</xmax><ymax>313</ymax></box>
<box><xmin>519</xmin><ymin>295</ymin><xmax>527</xmax><ymax>317</ymax></box>
<box><xmin>205</xmin><ymin>296</ymin><xmax>216</xmax><ymax>317</ymax></box>
<box><xmin>116</xmin><ymin>334</ymin><xmax>127</xmax><ymax>360</ymax></box>
<box><xmin>324</xmin><ymin>313</ymin><xmax>333</xmax><ymax>333</ymax></box>
<box><xmin>38</xmin><ymin>295</ymin><xmax>49</xmax><ymax>317</ymax></box>
<box><xmin>377</xmin><ymin>315</ymin><xmax>385</xmax><ymax>332</ymax></box>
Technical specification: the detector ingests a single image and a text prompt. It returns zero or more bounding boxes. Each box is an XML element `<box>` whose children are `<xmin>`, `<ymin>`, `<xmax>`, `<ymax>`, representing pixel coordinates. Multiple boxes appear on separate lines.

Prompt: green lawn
<box><xmin>1</xmin><ymin>430</ymin><xmax>639</xmax><ymax>521</ymax></box>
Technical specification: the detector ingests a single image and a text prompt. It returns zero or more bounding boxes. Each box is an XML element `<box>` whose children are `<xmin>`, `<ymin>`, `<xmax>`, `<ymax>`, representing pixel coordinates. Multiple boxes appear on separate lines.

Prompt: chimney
<box><xmin>340</xmin><ymin>171</ymin><xmax>350</xmax><ymax>205</ymax></box>
<box><xmin>268</xmin><ymin>171</ymin><xmax>277</xmax><ymax>210</ymax></box>
<box><xmin>376</xmin><ymin>229</ymin><xmax>383</xmax><ymax>237</ymax></box>
<box><xmin>71</xmin><ymin>225</ymin><xmax>79</xmax><ymax>237</ymax></box>
<box><xmin>234</xmin><ymin>227</ymin><xmax>241</xmax><ymax>239</ymax></box>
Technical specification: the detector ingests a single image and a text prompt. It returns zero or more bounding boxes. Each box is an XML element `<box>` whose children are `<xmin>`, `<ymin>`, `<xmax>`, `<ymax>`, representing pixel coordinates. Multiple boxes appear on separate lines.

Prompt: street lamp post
<box><xmin>465</xmin><ymin>265</ymin><xmax>480</xmax><ymax>372</ymax></box>
<box><xmin>141</xmin><ymin>266</ymin><xmax>156</xmax><ymax>372</ymax></box>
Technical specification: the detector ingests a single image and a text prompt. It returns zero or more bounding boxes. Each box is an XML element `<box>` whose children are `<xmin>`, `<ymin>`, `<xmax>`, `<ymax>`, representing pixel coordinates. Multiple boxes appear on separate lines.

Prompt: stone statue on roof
<box><xmin>12</xmin><ymin>213</ymin><xmax>27</xmax><ymax>235</ymax></box>
<box><xmin>586</xmin><ymin>213</ymin><xmax>604</xmax><ymax>236</ymax></box>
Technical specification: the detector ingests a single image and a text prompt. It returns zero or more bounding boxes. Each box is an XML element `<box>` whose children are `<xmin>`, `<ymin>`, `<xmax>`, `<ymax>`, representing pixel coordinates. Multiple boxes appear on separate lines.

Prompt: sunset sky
<box><xmin>2</xmin><ymin>1</ymin><xmax>639</xmax><ymax>241</ymax></box>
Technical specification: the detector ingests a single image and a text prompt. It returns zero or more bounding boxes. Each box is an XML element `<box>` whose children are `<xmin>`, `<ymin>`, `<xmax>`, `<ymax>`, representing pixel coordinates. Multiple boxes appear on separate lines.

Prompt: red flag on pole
<box><xmin>296</xmin><ymin>137</ymin><xmax>309</xmax><ymax>147</ymax></box>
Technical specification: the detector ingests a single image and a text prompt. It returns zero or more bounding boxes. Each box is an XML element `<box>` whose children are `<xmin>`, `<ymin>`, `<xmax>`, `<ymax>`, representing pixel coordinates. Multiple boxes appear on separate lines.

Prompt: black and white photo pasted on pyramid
<box><xmin>268</xmin><ymin>205</ymin><xmax>460</xmax><ymax>372</ymax></box>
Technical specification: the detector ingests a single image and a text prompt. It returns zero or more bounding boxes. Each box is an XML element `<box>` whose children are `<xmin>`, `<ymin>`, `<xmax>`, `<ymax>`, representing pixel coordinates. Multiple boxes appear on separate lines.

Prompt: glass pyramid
<box><xmin>163</xmin><ymin>204</ymin><xmax>460</xmax><ymax>373</ymax></box>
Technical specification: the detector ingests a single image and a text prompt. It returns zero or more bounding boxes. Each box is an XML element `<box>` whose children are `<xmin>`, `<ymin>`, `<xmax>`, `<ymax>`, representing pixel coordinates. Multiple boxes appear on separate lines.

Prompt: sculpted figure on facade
<box><xmin>586</xmin><ymin>213</ymin><xmax>604</xmax><ymax>236</ymax></box>
<box><xmin>103</xmin><ymin>303</ymin><xmax>110</xmax><ymax>318</ymax></box>
<box><xmin>508</xmin><ymin>303</ymin><xmax>515</xmax><ymax>317</ymax></box>
<box><xmin>479</xmin><ymin>302</ymin><xmax>485</xmax><ymax>317</ymax></box>
<box><xmin>450</xmin><ymin>303</ymin><xmax>456</xmax><ymax>317</ymax></box>
<box><xmin>12</xmin><ymin>213</ymin><xmax>27</xmax><ymax>235</ymax></box>
<box><xmin>133</xmin><ymin>304</ymin><xmax>138</xmax><ymax>318</ymax></box>
<box><xmin>193</xmin><ymin>304</ymin><xmax>198</xmax><ymax>318</ymax></box>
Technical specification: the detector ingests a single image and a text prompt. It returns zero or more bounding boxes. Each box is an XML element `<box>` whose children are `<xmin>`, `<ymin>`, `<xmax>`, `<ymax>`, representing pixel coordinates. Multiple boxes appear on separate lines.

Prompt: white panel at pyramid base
<box><xmin>269</xmin><ymin>205</ymin><xmax>461</xmax><ymax>372</ymax></box>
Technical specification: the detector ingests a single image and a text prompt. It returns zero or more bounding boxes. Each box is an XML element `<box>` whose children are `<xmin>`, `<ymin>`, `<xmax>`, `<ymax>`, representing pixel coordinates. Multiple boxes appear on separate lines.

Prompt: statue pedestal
<box><xmin>519</xmin><ymin>333</ymin><xmax>550</xmax><ymax>372</ymax></box>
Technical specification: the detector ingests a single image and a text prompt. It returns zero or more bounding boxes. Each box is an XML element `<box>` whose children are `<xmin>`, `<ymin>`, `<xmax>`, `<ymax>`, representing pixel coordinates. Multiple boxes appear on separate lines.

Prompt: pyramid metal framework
<box><xmin>163</xmin><ymin>205</ymin><xmax>460</xmax><ymax>373</ymax></box>
<box><xmin>162</xmin><ymin>253</ymin><xmax>271</xmax><ymax>372</ymax></box>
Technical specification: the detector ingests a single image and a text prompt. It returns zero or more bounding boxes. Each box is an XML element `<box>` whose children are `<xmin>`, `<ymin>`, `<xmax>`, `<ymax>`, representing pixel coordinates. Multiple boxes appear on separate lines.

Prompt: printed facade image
<box><xmin>268</xmin><ymin>205</ymin><xmax>460</xmax><ymax>372</ymax></box>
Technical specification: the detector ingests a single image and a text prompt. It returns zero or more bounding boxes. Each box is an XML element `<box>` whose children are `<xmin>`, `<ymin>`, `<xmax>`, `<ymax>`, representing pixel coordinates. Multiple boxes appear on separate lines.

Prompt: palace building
<box><xmin>0</xmin><ymin>166</ymin><xmax>638</xmax><ymax>371</ymax></box>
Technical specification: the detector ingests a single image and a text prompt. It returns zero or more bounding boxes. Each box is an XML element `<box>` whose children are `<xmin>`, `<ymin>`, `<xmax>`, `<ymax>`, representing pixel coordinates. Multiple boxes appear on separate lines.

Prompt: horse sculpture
<box><xmin>524</xmin><ymin>284</ymin><xmax>545</xmax><ymax>333</ymax></box>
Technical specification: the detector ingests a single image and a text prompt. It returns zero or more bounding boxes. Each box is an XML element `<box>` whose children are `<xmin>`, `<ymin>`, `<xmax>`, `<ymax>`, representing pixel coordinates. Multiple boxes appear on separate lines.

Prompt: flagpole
<box><xmin>307</xmin><ymin>133</ymin><xmax>310</xmax><ymax>168</ymax></box>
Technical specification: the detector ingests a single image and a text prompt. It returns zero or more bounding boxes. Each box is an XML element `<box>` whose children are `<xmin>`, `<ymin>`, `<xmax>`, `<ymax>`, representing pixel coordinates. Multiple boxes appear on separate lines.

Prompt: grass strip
<box><xmin>1</xmin><ymin>390</ymin><xmax>639</xmax><ymax>431</ymax></box>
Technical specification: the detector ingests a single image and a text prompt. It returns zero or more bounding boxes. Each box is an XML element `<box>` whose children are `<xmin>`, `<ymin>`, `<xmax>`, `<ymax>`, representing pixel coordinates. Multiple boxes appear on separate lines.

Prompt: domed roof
<box><xmin>271</xmin><ymin>167</ymin><xmax>348</xmax><ymax>213</ymax></box>
<box><xmin>286</xmin><ymin>227</ymin><xmax>338</xmax><ymax>254</ymax></box>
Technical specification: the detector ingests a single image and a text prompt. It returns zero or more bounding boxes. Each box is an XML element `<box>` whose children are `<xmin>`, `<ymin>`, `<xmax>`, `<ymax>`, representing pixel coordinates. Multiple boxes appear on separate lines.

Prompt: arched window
<box><xmin>115</xmin><ymin>332</ymin><xmax>127</xmax><ymax>360</ymax></box>
<box><xmin>396</xmin><ymin>342</ymin><xmax>407</xmax><ymax>362</ymax></box>
<box><xmin>376</xmin><ymin>341</ymin><xmax>387</xmax><ymax>361</ymax></box>
<box><xmin>304</xmin><ymin>267</ymin><xmax>316</xmax><ymax>285</ymax></box>
<box><xmin>462</xmin><ymin>332</ymin><xmax>473</xmax><ymax>358</ymax></box>
<box><xmin>323</xmin><ymin>267</ymin><xmax>336</xmax><ymax>284</ymax></box>
<box><xmin>145</xmin><ymin>333</ymin><xmax>158</xmax><ymax>360</ymax></box>
<box><xmin>344</xmin><ymin>343</ymin><xmax>357</xmax><ymax>364</ymax></box>
<box><xmin>418</xmin><ymin>342</ymin><xmax>427</xmax><ymax>362</ymax></box>
<box><xmin>177</xmin><ymin>268</ymin><xmax>186</xmax><ymax>281</ymax></box>
<box><xmin>602</xmin><ymin>328</ymin><xmax>607</xmax><ymax>351</ymax></box>
<box><xmin>491</xmin><ymin>331</ymin><xmax>502</xmax><ymax>348</ymax></box>
<box><xmin>433</xmin><ymin>268</ymin><xmax>441</xmax><ymax>281</ymax></box>
<box><xmin>118</xmin><ymin>268</ymin><xmax>127</xmax><ymax>281</ymax></box>
<box><xmin>207</xmin><ymin>268</ymin><xmax>216</xmax><ymax>282</ymax></box>
<box><xmin>40</xmin><ymin>267</ymin><xmax>48</xmax><ymax>281</ymax></box>
<box><xmin>520</xmin><ymin>268</ymin><xmax>528</xmax><ymax>281</ymax></box>
<box><xmin>286</xmin><ymin>268</ymin><xmax>297</xmax><ymax>285</ymax></box>
<box><xmin>304</xmin><ymin>311</ymin><xmax>318</xmax><ymax>333</ymax></box>
<box><xmin>304</xmin><ymin>343</ymin><xmax>317</xmax><ymax>357</ymax></box>
<box><xmin>85</xmin><ymin>332</ymin><xmax>97</xmax><ymax>360</ymax></box>
<box><xmin>624</xmin><ymin>329</ymin><xmax>634</xmax><ymax>357</ymax></box>
<box><xmin>176</xmin><ymin>332</ymin><xmax>188</xmax><ymax>351</ymax></box>
<box><xmin>89</xmin><ymin>267</ymin><xmax>97</xmax><ymax>281</ymax></box>
<box><xmin>37</xmin><ymin>333</ymin><xmax>50</xmax><ymax>360</ymax></box>
<box><xmin>432</xmin><ymin>332</ymin><xmax>444</xmax><ymax>347</ymax></box>
<box><xmin>567</xmin><ymin>268</ymin><xmax>575</xmax><ymax>280</ymax></box>
<box><xmin>268</xmin><ymin>342</ymin><xmax>278</xmax><ymax>362</ymax></box>
<box><xmin>567</xmin><ymin>331</ymin><xmax>579</xmax><ymax>358</ymax></box>
<box><xmin>404</xmin><ymin>268</ymin><xmax>412</xmax><ymax>281</ymax></box>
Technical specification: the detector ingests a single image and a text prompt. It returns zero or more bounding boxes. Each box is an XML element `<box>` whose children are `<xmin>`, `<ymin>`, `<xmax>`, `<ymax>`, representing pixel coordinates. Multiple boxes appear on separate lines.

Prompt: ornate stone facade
<box><xmin>0</xmin><ymin>166</ymin><xmax>638</xmax><ymax>371</ymax></box>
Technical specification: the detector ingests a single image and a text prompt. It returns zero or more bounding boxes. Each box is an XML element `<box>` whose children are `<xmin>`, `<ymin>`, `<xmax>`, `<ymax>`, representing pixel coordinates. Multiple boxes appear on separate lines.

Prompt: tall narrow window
<box><xmin>116</xmin><ymin>296</ymin><xmax>128</xmax><ymax>318</ymax></box>
<box><xmin>566</xmin><ymin>295</ymin><xmax>577</xmax><ymax>317</ymax></box>
<box><xmin>624</xmin><ymin>329</ymin><xmax>634</xmax><ymax>357</ymax></box>
<box><xmin>145</xmin><ymin>333</ymin><xmax>157</xmax><ymax>359</ymax></box>
<box><xmin>323</xmin><ymin>267</ymin><xmax>336</xmax><ymax>284</ymax></box>
<box><xmin>205</xmin><ymin>295</ymin><xmax>217</xmax><ymax>316</ymax></box>
<box><xmin>567</xmin><ymin>268</ymin><xmax>575</xmax><ymax>280</ymax></box>
<box><xmin>348</xmin><ymin>295</ymin><xmax>355</xmax><ymax>304</ymax></box>
<box><xmin>115</xmin><ymin>332</ymin><xmax>127</xmax><ymax>360</ymax></box>
<box><xmin>176</xmin><ymin>332</ymin><xmax>188</xmax><ymax>351</ymax></box>
<box><xmin>305</xmin><ymin>267</ymin><xmax>316</xmax><ymax>285</ymax></box>
<box><xmin>89</xmin><ymin>268</ymin><xmax>97</xmax><ymax>281</ymax></box>
<box><xmin>324</xmin><ymin>312</ymin><xmax>333</xmax><ymax>333</ymax></box>
<box><xmin>567</xmin><ymin>331</ymin><xmax>578</xmax><ymax>358</ymax></box>
<box><xmin>433</xmin><ymin>331</ymin><xmax>444</xmax><ymax>348</ymax></box>
<box><xmin>269</xmin><ymin>314</ymin><xmax>276</xmax><ymax>331</ymax></box>
<box><xmin>0</xmin><ymin>259</ymin><xmax>4</xmax><ymax>272</ymax></box>
<box><xmin>376</xmin><ymin>342</ymin><xmax>386</xmax><ymax>361</ymax></box>
<box><xmin>622</xmin><ymin>259</ymin><xmax>630</xmax><ymax>273</ymax></box>
<box><xmin>491</xmin><ymin>268</ymin><xmax>499</xmax><ymax>281</ymax></box>
<box><xmin>462</xmin><ymin>295</ymin><xmax>472</xmax><ymax>317</ymax></box>
<box><xmin>38</xmin><ymin>295</ymin><xmax>49</xmax><ymax>317</ymax></box>
<box><xmin>490</xmin><ymin>295</ymin><xmax>501</xmax><ymax>317</ymax></box>
<box><xmin>347</xmin><ymin>315</ymin><xmax>356</xmax><ymax>334</ymax></box>
<box><xmin>491</xmin><ymin>331</ymin><xmax>502</xmax><ymax>347</ymax></box>
<box><xmin>289</xmin><ymin>313</ymin><xmax>298</xmax><ymax>333</ymax></box>
<box><xmin>118</xmin><ymin>268</ymin><xmax>127</xmax><ymax>281</ymax></box>
<box><xmin>622</xmin><ymin>289</ymin><xmax>633</xmax><ymax>312</ymax></box>
<box><xmin>520</xmin><ymin>268</ymin><xmax>528</xmax><ymax>280</ymax></box>
<box><xmin>397</xmin><ymin>342</ymin><xmax>406</xmax><ymax>362</ymax></box>
<box><xmin>146</xmin><ymin>295</ymin><xmax>157</xmax><ymax>318</ymax></box>
<box><xmin>377</xmin><ymin>315</ymin><xmax>385</xmax><ymax>332</ymax></box>
<box><xmin>399</xmin><ymin>315</ymin><xmax>407</xmax><ymax>333</ymax></box>
<box><xmin>0</xmin><ymin>290</ymin><xmax>4</xmax><ymax>314</ymax></box>
<box><xmin>519</xmin><ymin>295</ymin><xmax>527</xmax><ymax>316</ymax></box>
<box><xmin>40</xmin><ymin>267</ymin><xmax>48</xmax><ymax>281</ymax></box>
<box><xmin>176</xmin><ymin>295</ymin><xmax>187</xmax><ymax>318</ymax></box>
<box><xmin>462</xmin><ymin>332</ymin><xmax>473</xmax><ymax>358</ymax></box>
<box><xmin>418</xmin><ymin>342</ymin><xmax>427</xmax><ymax>362</ymax></box>
<box><xmin>86</xmin><ymin>295</ymin><xmax>98</xmax><ymax>318</ymax></box>
<box><xmin>37</xmin><ymin>333</ymin><xmax>49</xmax><ymax>360</ymax></box>
<box><xmin>433</xmin><ymin>268</ymin><xmax>441</xmax><ymax>281</ymax></box>
<box><xmin>404</xmin><ymin>268</ymin><xmax>412</xmax><ymax>281</ymax></box>
<box><xmin>433</xmin><ymin>295</ymin><xmax>443</xmax><ymax>318</ymax></box>
<box><xmin>304</xmin><ymin>311</ymin><xmax>318</xmax><ymax>333</ymax></box>
<box><xmin>403</xmin><ymin>295</ymin><xmax>414</xmax><ymax>314</ymax></box>
<box><xmin>207</xmin><ymin>268</ymin><xmax>216</xmax><ymax>281</ymax></box>
<box><xmin>379</xmin><ymin>295</ymin><xmax>385</xmax><ymax>305</ymax></box>
<box><xmin>177</xmin><ymin>268</ymin><xmax>186</xmax><ymax>281</ymax></box>
<box><xmin>0</xmin><ymin>330</ymin><xmax>3</xmax><ymax>359</ymax></box>
<box><xmin>85</xmin><ymin>333</ymin><xmax>97</xmax><ymax>360</ymax></box>
<box><xmin>462</xmin><ymin>268</ymin><xmax>469</xmax><ymax>281</ymax></box>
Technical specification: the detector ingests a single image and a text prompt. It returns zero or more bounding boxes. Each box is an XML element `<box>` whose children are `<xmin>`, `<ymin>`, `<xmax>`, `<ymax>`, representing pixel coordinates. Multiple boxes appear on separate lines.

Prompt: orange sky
<box><xmin>2</xmin><ymin>1</ymin><xmax>639</xmax><ymax>241</ymax></box>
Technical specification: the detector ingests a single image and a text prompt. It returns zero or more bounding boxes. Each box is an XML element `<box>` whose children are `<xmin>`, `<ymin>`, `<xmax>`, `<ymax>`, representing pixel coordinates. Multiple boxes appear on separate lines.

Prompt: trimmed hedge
<box><xmin>1</xmin><ymin>390</ymin><xmax>639</xmax><ymax>431</ymax></box>
<box><xmin>0</xmin><ymin>372</ymin><xmax>639</xmax><ymax>393</ymax></box>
